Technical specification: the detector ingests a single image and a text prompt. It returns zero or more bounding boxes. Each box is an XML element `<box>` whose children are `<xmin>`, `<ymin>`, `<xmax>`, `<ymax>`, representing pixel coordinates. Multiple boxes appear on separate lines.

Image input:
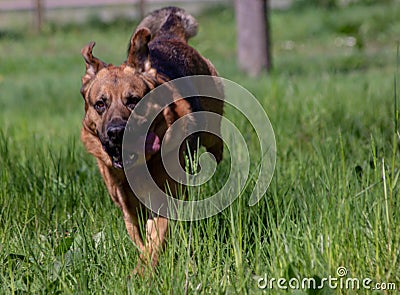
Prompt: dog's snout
<box><xmin>107</xmin><ymin>125</ymin><xmax>125</xmax><ymax>142</ymax></box>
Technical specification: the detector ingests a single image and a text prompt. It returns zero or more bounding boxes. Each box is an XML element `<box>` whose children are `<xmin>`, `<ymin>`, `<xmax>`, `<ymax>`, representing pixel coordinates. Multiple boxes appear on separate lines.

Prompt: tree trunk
<box><xmin>34</xmin><ymin>0</ymin><xmax>44</xmax><ymax>33</ymax></box>
<box><xmin>235</xmin><ymin>0</ymin><xmax>272</xmax><ymax>76</ymax></box>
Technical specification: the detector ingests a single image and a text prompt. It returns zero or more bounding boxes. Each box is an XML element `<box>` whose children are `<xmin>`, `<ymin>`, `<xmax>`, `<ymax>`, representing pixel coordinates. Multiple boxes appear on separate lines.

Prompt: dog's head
<box><xmin>80</xmin><ymin>28</ymin><xmax>164</xmax><ymax>169</ymax></box>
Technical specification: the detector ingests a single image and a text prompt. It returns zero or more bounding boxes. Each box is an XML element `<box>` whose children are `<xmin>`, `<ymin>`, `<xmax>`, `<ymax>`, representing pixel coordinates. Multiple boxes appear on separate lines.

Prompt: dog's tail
<box><xmin>135</xmin><ymin>6</ymin><xmax>198</xmax><ymax>42</ymax></box>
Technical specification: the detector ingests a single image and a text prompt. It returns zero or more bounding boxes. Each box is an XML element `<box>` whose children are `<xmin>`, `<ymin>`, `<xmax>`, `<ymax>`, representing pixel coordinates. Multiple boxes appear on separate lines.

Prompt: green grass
<box><xmin>1</xmin><ymin>2</ymin><xmax>400</xmax><ymax>294</ymax></box>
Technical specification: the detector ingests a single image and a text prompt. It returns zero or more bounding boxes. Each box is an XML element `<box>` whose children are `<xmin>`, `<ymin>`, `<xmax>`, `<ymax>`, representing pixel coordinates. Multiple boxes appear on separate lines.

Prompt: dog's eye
<box><xmin>94</xmin><ymin>100</ymin><xmax>106</xmax><ymax>114</ymax></box>
<box><xmin>125</xmin><ymin>95</ymin><xmax>141</xmax><ymax>111</ymax></box>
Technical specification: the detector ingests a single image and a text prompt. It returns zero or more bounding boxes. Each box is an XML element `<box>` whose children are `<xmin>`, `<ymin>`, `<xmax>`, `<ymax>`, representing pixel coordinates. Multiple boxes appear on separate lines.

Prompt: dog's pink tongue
<box><xmin>145</xmin><ymin>132</ymin><xmax>160</xmax><ymax>154</ymax></box>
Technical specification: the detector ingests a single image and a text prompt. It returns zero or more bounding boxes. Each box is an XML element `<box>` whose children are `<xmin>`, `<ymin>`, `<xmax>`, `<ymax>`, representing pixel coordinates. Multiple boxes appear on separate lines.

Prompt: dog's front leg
<box><xmin>97</xmin><ymin>161</ymin><xmax>146</xmax><ymax>253</ymax></box>
<box><xmin>145</xmin><ymin>216</ymin><xmax>168</xmax><ymax>265</ymax></box>
<box><xmin>135</xmin><ymin>216</ymin><xmax>168</xmax><ymax>273</ymax></box>
<box><xmin>120</xmin><ymin>197</ymin><xmax>145</xmax><ymax>253</ymax></box>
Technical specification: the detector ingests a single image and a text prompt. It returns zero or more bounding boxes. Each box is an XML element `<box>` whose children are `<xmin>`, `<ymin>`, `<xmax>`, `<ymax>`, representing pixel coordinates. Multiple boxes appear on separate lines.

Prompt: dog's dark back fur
<box><xmin>149</xmin><ymin>16</ymin><xmax>213</xmax><ymax>80</ymax></box>
<box><xmin>128</xmin><ymin>7</ymin><xmax>207</xmax><ymax>81</ymax></box>
<box><xmin>134</xmin><ymin>7</ymin><xmax>198</xmax><ymax>42</ymax></box>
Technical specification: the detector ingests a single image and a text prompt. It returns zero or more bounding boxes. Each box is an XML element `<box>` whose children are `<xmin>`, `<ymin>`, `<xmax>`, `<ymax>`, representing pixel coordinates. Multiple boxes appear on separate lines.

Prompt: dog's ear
<box><xmin>81</xmin><ymin>42</ymin><xmax>107</xmax><ymax>95</ymax></box>
<box><xmin>127</xmin><ymin>28</ymin><xmax>152</xmax><ymax>72</ymax></box>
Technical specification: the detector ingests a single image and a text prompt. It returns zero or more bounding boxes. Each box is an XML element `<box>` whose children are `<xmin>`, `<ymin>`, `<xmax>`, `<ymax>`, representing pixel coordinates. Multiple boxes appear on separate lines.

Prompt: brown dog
<box><xmin>80</xmin><ymin>7</ymin><xmax>223</xmax><ymax>271</ymax></box>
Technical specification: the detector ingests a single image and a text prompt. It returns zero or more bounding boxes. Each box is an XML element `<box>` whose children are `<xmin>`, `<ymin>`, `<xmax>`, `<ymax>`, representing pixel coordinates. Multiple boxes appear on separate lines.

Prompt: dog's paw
<box><xmin>131</xmin><ymin>259</ymin><xmax>154</xmax><ymax>278</ymax></box>
<box><xmin>133</xmin><ymin>261</ymin><xmax>147</xmax><ymax>277</ymax></box>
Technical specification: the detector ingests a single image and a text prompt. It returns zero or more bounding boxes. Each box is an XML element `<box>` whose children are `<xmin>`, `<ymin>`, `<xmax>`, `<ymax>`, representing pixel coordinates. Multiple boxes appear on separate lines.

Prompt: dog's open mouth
<box><xmin>101</xmin><ymin>131</ymin><xmax>161</xmax><ymax>169</ymax></box>
<box><xmin>102</xmin><ymin>143</ymin><xmax>124</xmax><ymax>169</ymax></box>
<box><xmin>111</xmin><ymin>155</ymin><xmax>124</xmax><ymax>169</ymax></box>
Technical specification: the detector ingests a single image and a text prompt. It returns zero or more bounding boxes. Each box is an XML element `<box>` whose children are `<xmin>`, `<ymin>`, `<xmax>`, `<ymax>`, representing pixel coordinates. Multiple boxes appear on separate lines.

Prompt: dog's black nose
<box><xmin>107</xmin><ymin>125</ymin><xmax>125</xmax><ymax>142</ymax></box>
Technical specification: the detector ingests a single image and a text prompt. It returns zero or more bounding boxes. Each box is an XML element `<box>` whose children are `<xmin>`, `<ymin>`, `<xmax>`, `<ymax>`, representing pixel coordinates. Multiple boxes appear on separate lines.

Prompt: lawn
<box><xmin>0</xmin><ymin>2</ymin><xmax>399</xmax><ymax>294</ymax></box>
